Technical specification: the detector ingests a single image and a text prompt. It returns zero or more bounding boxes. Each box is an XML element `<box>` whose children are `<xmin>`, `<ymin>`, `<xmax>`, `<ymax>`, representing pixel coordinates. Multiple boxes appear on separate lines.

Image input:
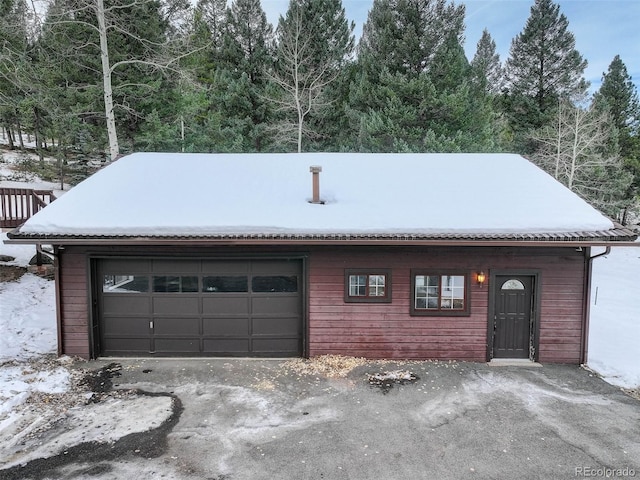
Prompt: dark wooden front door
<box><xmin>492</xmin><ymin>276</ymin><xmax>533</xmax><ymax>359</ymax></box>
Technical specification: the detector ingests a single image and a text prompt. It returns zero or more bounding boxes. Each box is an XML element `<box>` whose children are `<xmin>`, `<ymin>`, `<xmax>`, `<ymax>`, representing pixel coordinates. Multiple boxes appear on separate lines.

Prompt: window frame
<box><xmin>344</xmin><ymin>269</ymin><xmax>392</xmax><ymax>303</ymax></box>
<box><xmin>410</xmin><ymin>270</ymin><xmax>470</xmax><ymax>316</ymax></box>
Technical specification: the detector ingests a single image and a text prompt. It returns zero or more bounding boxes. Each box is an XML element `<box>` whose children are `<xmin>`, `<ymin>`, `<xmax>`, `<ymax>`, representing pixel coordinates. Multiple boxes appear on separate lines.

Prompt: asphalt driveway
<box><xmin>4</xmin><ymin>358</ymin><xmax>640</xmax><ymax>480</ymax></box>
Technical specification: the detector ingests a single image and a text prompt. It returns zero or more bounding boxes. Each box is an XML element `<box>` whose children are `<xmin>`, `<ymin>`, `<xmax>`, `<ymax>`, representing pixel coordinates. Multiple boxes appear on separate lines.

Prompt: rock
<box><xmin>0</xmin><ymin>254</ymin><xmax>16</xmax><ymax>262</ymax></box>
<box><xmin>29</xmin><ymin>253</ymin><xmax>54</xmax><ymax>265</ymax></box>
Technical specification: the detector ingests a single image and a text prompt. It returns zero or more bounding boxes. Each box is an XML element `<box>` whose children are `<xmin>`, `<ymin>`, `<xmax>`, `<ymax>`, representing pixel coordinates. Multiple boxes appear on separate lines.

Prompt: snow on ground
<box><xmin>0</xmin><ymin>233</ymin><xmax>173</xmax><ymax>471</ymax></box>
<box><xmin>0</xmin><ymin>148</ymin><xmax>66</xmax><ymax>194</ymax></box>
<box><xmin>0</xmin><ymin>269</ymin><xmax>57</xmax><ymax>361</ymax></box>
<box><xmin>588</xmin><ymin>245</ymin><xmax>640</xmax><ymax>389</ymax></box>
<box><xmin>0</xmin><ymin>234</ymin><xmax>57</xmax><ymax>361</ymax></box>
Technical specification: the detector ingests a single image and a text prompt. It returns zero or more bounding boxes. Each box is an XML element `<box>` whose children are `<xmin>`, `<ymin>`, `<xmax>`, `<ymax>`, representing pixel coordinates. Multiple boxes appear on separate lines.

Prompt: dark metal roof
<box><xmin>6</xmin><ymin>226</ymin><xmax>638</xmax><ymax>245</ymax></box>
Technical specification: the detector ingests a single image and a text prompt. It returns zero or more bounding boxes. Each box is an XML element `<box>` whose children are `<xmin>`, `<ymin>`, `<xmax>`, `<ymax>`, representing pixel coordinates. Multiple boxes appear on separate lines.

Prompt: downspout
<box><xmin>38</xmin><ymin>243</ymin><xmax>63</xmax><ymax>357</ymax></box>
<box><xmin>580</xmin><ymin>246</ymin><xmax>611</xmax><ymax>365</ymax></box>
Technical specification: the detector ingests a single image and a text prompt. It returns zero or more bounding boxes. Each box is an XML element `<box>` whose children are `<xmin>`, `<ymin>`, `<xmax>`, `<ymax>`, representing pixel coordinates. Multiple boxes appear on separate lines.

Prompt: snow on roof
<box><xmin>14</xmin><ymin>152</ymin><xmax>615</xmax><ymax>237</ymax></box>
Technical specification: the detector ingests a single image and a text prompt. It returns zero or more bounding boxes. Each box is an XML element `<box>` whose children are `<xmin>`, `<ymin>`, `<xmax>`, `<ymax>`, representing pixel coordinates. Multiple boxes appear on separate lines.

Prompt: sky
<box><xmin>260</xmin><ymin>0</ymin><xmax>640</xmax><ymax>93</ymax></box>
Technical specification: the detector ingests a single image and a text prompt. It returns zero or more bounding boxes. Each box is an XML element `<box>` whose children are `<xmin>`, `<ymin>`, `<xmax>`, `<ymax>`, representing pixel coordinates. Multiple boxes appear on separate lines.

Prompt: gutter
<box><xmin>44</xmin><ymin>245</ymin><xmax>63</xmax><ymax>357</ymax></box>
<box><xmin>581</xmin><ymin>246</ymin><xmax>612</xmax><ymax>365</ymax></box>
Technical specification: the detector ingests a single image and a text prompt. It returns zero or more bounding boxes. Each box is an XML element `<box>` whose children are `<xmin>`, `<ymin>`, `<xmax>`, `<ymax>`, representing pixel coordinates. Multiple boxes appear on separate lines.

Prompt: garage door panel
<box><xmin>102</xmin><ymin>317</ymin><xmax>149</xmax><ymax>336</ymax></box>
<box><xmin>154</xmin><ymin>338</ymin><xmax>200</xmax><ymax>353</ymax></box>
<box><xmin>201</xmin><ymin>261</ymin><xmax>249</xmax><ymax>274</ymax></box>
<box><xmin>154</xmin><ymin>317</ymin><xmax>200</xmax><ymax>335</ymax></box>
<box><xmin>103</xmin><ymin>296</ymin><xmax>149</xmax><ymax>315</ymax></box>
<box><xmin>252</xmin><ymin>296</ymin><xmax>301</xmax><ymax>315</ymax></box>
<box><xmin>152</xmin><ymin>259</ymin><xmax>200</xmax><ymax>273</ymax></box>
<box><xmin>152</xmin><ymin>296</ymin><xmax>199</xmax><ymax>315</ymax></box>
<box><xmin>203</xmin><ymin>317</ymin><xmax>249</xmax><ymax>335</ymax></box>
<box><xmin>252</xmin><ymin>338</ymin><xmax>300</xmax><ymax>354</ymax></box>
<box><xmin>252</xmin><ymin>316</ymin><xmax>301</xmax><ymax>335</ymax></box>
<box><xmin>99</xmin><ymin>258</ymin><xmax>302</xmax><ymax>357</ymax></box>
<box><xmin>251</xmin><ymin>261</ymin><xmax>300</xmax><ymax>274</ymax></box>
<box><xmin>203</xmin><ymin>297</ymin><xmax>249</xmax><ymax>314</ymax></box>
<box><xmin>102</xmin><ymin>337</ymin><xmax>150</xmax><ymax>353</ymax></box>
<box><xmin>203</xmin><ymin>338</ymin><xmax>250</xmax><ymax>353</ymax></box>
<box><xmin>101</xmin><ymin>259</ymin><xmax>151</xmax><ymax>274</ymax></box>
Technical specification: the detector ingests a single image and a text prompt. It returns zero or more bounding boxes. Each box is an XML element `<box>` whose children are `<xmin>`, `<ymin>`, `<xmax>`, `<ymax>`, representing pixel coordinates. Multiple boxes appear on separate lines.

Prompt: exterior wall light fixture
<box><xmin>477</xmin><ymin>271</ymin><xmax>486</xmax><ymax>287</ymax></box>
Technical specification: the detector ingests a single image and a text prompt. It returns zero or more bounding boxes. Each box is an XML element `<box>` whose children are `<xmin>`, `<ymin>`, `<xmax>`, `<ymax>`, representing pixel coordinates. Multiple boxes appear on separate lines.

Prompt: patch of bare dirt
<box><xmin>281</xmin><ymin>355</ymin><xmax>371</xmax><ymax>378</ymax></box>
<box><xmin>280</xmin><ymin>354</ymin><xmax>452</xmax><ymax>379</ymax></box>
<box><xmin>623</xmin><ymin>388</ymin><xmax>640</xmax><ymax>401</ymax></box>
<box><xmin>0</xmin><ymin>265</ymin><xmax>27</xmax><ymax>282</ymax></box>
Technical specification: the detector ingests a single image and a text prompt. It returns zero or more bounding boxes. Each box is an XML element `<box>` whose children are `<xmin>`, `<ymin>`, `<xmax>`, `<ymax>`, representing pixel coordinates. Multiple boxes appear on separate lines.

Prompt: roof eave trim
<box><xmin>5</xmin><ymin>235</ymin><xmax>638</xmax><ymax>247</ymax></box>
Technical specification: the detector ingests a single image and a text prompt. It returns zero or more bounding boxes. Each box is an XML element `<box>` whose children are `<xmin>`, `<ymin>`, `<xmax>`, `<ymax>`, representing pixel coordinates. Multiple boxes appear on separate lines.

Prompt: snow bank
<box><xmin>588</xmin><ymin>245</ymin><xmax>640</xmax><ymax>388</ymax></box>
<box><xmin>0</xmin><ymin>235</ymin><xmax>57</xmax><ymax>360</ymax></box>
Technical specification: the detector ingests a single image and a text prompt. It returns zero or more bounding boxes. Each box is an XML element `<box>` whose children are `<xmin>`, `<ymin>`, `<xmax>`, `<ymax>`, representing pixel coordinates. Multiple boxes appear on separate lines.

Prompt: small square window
<box><xmin>344</xmin><ymin>269</ymin><xmax>392</xmax><ymax>303</ymax></box>
<box><xmin>411</xmin><ymin>271</ymin><xmax>469</xmax><ymax>316</ymax></box>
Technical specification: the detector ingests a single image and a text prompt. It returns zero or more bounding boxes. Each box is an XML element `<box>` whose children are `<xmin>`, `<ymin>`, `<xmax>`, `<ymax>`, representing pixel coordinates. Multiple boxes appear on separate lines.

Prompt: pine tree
<box><xmin>193</xmin><ymin>0</ymin><xmax>227</xmax><ymax>51</ymax></box>
<box><xmin>596</xmin><ymin>55</ymin><xmax>640</xmax><ymax>156</ymax></box>
<box><xmin>358</xmin><ymin>0</ymin><xmax>465</xmax><ymax>77</ymax></box>
<box><xmin>346</xmin><ymin>0</ymin><xmax>501</xmax><ymax>153</ymax></box>
<box><xmin>0</xmin><ymin>0</ymin><xmax>32</xmax><ymax>149</ymax></box>
<box><xmin>594</xmin><ymin>55</ymin><xmax>640</xmax><ymax>223</ymax></box>
<box><xmin>224</xmin><ymin>0</ymin><xmax>273</xmax><ymax>83</ymax></box>
<box><xmin>222</xmin><ymin>0</ymin><xmax>274</xmax><ymax>150</ymax></box>
<box><xmin>470</xmin><ymin>29</ymin><xmax>504</xmax><ymax>96</ymax></box>
<box><xmin>504</xmin><ymin>0</ymin><xmax>587</xmax><ymax>131</ymax></box>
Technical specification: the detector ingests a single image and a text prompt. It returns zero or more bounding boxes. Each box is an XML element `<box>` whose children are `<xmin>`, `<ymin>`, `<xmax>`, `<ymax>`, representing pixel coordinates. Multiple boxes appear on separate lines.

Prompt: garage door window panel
<box><xmin>203</xmin><ymin>276</ymin><xmax>248</xmax><ymax>293</ymax></box>
<box><xmin>252</xmin><ymin>276</ymin><xmax>298</xmax><ymax>293</ymax></box>
<box><xmin>103</xmin><ymin>275</ymin><xmax>148</xmax><ymax>293</ymax></box>
<box><xmin>153</xmin><ymin>276</ymin><xmax>199</xmax><ymax>293</ymax></box>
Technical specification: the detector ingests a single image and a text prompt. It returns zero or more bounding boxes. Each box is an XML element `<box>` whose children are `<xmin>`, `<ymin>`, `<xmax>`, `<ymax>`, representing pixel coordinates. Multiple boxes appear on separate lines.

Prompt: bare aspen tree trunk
<box><xmin>554</xmin><ymin>101</ymin><xmax>562</xmax><ymax>179</ymax></box>
<box><xmin>567</xmin><ymin>106</ymin><xmax>582</xmax><ymax>191</ymax></box>
<box><xmin>96</xmin><ymin>0</ymin><xmax>119</xmax><ymax>161</ymax></box>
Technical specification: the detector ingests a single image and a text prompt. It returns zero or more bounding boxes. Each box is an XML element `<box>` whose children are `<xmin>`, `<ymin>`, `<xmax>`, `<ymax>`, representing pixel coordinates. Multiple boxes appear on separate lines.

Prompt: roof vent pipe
<box><xmin>309</xmin><ymin>165</ymin><xmax>324</xmax><ymax>204</ymax></box>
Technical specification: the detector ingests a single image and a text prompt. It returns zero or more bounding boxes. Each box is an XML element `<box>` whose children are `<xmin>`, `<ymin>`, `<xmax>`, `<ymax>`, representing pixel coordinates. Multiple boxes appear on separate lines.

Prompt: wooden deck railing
<box><xmin>0</xmin><ymin>188</ymin><xmax>57</xmax><ymax>228</ymax></box>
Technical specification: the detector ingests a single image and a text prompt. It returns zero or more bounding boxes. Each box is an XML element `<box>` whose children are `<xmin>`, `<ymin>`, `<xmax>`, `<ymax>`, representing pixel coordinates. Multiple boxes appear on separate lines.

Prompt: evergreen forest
<box><xmin>1</xmin><ymin>0</ymin><xmax>639</xmax><ymax>221</ymax></box>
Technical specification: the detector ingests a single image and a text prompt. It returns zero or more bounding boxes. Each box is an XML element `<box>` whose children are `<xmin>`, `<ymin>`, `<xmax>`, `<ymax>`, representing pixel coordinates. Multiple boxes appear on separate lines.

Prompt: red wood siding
<box><xmin>56</xmin><ymin>245</ymin><xmax>588</xmax><ymax>363</ymax></box>
<box><xmin>307</xmin><ymin>246</ymin><xmax>587</xmax><ymax>363</ymax></box>
<box><xmin>58</xmin><ymin>250</ymin><xmax>90</xmax><ymax>358</ymax></box>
